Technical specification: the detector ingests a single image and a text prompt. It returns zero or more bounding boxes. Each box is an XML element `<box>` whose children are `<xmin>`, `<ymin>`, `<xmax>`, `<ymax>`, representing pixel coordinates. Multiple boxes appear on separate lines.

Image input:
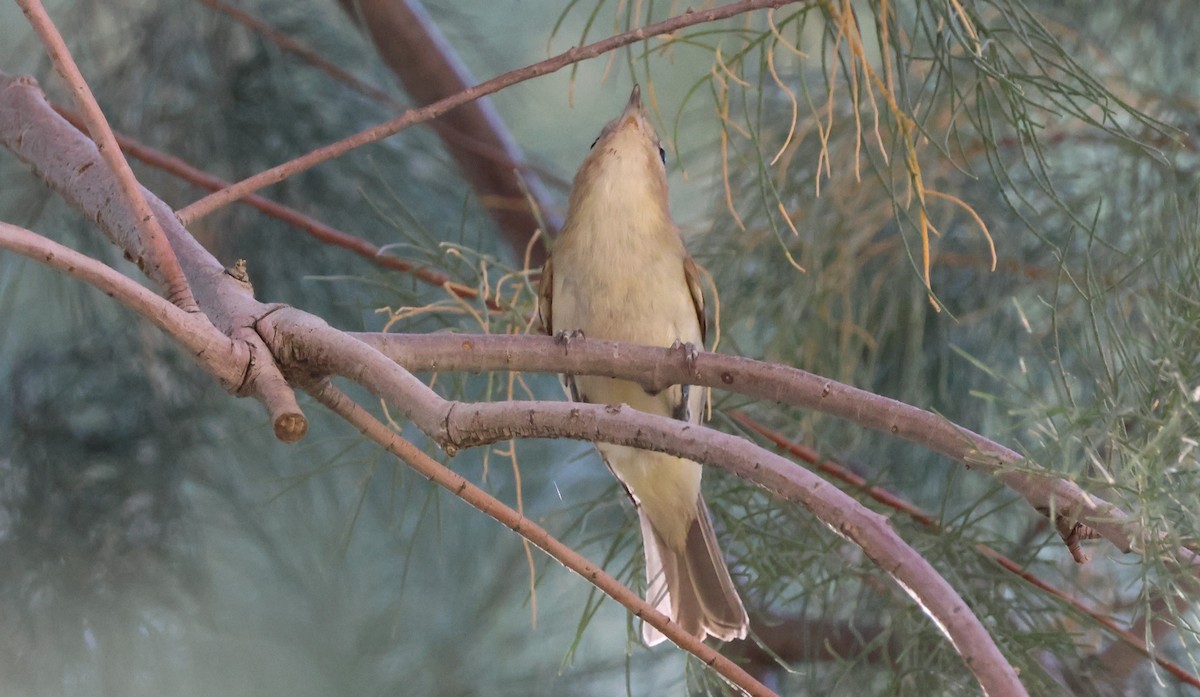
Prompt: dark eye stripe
<box><xmin>658</xmin><ymin>145</ymin><xmax>666</xmax><ymax>164</ymax></box>
<box><xmin>590</xmin><ymin>136</ymin><xmax>600</xmax><ymax>149</ymax></box>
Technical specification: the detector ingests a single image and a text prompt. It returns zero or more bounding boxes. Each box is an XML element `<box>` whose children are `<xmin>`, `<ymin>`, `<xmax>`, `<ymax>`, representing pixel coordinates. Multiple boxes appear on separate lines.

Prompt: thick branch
<box><xmin>176</xmin><ymin>0</ymin><xmax>810</xmax><ymax>223</ymax></box>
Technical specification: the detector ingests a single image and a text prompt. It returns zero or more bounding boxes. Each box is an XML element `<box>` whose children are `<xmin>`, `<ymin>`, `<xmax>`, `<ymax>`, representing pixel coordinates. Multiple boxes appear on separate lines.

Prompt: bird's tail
<box><xmin>640</xmin><ymin>496</ymin><xmax>749</xmax><ymax>645</ymax></box>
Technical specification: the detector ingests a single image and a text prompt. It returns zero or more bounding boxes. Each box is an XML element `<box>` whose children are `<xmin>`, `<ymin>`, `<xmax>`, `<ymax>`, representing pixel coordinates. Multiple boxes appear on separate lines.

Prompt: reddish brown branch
<box><xmin>196</xmin><ymin>0</ymin><xmax>395</xmax><ymax>104</ymax></box>
<box><xmin>51</xmin><ymin>104</ymin><xmax>492</xmax><ymax>307</ymax></box>
<box><xmin>176</xmin><ymin>0</ymin><xmax>811</xmax><ymax>224</ymax></box>
<box><xmin>335</xmin><ymin>0</ymin><xmax>561</xmax><ymax>263</ymax></box>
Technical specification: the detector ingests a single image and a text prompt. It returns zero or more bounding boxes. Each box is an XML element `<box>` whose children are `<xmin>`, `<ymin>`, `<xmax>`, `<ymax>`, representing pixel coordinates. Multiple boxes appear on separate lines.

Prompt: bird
<box><xmin>538</xmin><ymin>84</ymin><xmax>749</xmax><ymax>645</ymax></box>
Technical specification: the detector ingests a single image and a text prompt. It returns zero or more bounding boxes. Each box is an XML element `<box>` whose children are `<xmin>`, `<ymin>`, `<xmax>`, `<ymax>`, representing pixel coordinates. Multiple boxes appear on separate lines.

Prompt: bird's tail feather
<box><xmin>640</xmin><ymin>497</ymin><xmax>749</xmax><ymax>646</ymax></box>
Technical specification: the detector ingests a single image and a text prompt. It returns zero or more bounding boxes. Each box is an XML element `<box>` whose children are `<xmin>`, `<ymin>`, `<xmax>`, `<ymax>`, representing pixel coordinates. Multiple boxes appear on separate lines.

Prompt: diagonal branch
<box><xmin>306</xmin><ymin>379</ymin><xmax>778</xmax><ymax>697</ymax></box>
<box><xmin>15</xmin><ymin>0</ymin><xmax>198</xmax><ymax>310</ymax></box>
<box><xmin>733</xmin><ymin>413</ymin><xmax>1200</xmax><ymax>690</ymax></box>
<box><xmin>0</xmin><ymin>70</ymin><xmax>305</xmax><ymax>441</ymax></box>
<box><xmin>198</xmin><ymin>0</ymin><xmax>571</xmax><ymax>261</ymax></box>
<box><xmin>51</xmin><ymin>104</ymin><xmax>490</xmax><ymax>306</ymax></box>
<box><xmin>338</xmin><ymin>0</ymin><xmax>562</xmax><ymax>262</ymax></box>
<box><xmin>338</xmin><ymin>0</ymin><xmax>561</xmax><ymax>262</ymax></box>
<box><xmin>175</xmin><ymin>0</ymin><xmax>812</xmax><ymax>224</ymax></box>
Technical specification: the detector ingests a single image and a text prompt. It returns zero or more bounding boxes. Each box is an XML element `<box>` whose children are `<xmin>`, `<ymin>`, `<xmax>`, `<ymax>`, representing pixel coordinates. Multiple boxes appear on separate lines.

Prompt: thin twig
<box><xmin>176</xmin><ymin>0</ymin><xmax>812</xmax><ymax>224</ymax></box>
<box><xmin>15</xmin><ymin>0</ymin><xmax>198</xmax><ymax>310</ymax></box>
<box><xmin>197</xmin><ymin>0</ymin><xmax>396</xmax><ymax>103</ymax></box>
<box><xmin>198</xmin><ymin>0</ymin><xmax>572</xmax><ymax>195</ymax></box>
<box><xmin>51</xmin><ymin>103</ymin><xmax>493</xmax><ymax>308</ymax></box>
<box><xmin>335</xmin><ymin>0</ymin><xmax>563</xmax><ymax>261</ymax></box>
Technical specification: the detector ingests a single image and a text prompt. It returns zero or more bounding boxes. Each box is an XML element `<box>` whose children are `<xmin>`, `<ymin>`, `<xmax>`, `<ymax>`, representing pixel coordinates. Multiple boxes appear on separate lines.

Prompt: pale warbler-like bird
<box><xmin>539</xmin><ymin>85</ymin><xmax>749</xmax><ymax>645</ymax></box>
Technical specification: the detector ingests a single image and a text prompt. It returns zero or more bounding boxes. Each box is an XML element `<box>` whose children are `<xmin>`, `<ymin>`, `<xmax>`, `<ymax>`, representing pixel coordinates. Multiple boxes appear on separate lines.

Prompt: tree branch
<box><xmin>175</xmin><ymin>0</ymin><xmax>812</xmax><ymax>224</ymax></box>
<box><xmin>733</xmin><ymin>413</ymin><xmax>1200</xmax><ymax>690</ymax></box>
<box><xmin>15</xmin><ymin>0</ymin><xmax>198</xmax><ymax>310</ymax></box>
<box><xmin>51</xmin><ymin>103</ymin><xmax>489</xmax><ymax>306</ymax></box>
<box><xmin>348</xmin><ymin>331</ymin><xmax>1135</xmax><ymax>553</ymax></box>
<box><xmin>337</xmin><ymin>0</ymin><xmax>561</xmax><ymax>263</ymax></box>
<box><xmin>0</xmin><ymin>71</ymin><xmax>305</xmax><ymax>441</ymax></box>
<box><xmin>305</xmin><ymin>379</ymin><xmax>778</xmax><ymax>697</ymax></box>
<box><xmin>0</xmin><ymin>221</ymin><xmax>239</xmax><ymax>387</ymax></box>
<box><xmin>269</xmin><ymin>311</ymin><xmax>1027</xmax><ymax>696</ymax></box>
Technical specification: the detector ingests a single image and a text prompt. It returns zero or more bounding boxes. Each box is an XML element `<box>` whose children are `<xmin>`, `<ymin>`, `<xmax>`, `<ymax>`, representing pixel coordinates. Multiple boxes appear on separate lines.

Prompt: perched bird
<box><xmin>539</xmin><ymin>85</ymin><xmax>749</xmax><ymax>645</ymax></box>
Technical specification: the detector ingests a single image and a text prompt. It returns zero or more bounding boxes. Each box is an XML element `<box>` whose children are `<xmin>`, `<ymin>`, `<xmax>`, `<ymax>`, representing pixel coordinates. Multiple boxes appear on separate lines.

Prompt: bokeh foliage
<box><xmin>1</xmin><ymin>0</ymin><xmax>1198</xmax><ymax>695</ymax></box>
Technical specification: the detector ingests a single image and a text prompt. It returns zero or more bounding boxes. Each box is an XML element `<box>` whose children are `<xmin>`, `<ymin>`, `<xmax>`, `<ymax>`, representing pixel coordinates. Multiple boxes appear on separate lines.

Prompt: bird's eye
<box><xmin>658</xmin><ymin>145</ymin><xmax>666</xmax><ymax>164</ymax></box>
<box><xmin>590</xmin><ymin>136</ymin><xmax>600</xmax><ymax>149</ymax></box>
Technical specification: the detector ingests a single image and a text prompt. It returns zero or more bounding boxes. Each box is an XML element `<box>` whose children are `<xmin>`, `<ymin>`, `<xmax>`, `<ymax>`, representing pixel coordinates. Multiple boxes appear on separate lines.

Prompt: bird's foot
<box><xmin>670</xmin><ymin>339</ymin><xmax>701</xmax><ymax>372</ymax></box>
<box><xmin>554</xmin><ymin>329</ymin><xmax>586</xmax><ymax>346</ymax></box>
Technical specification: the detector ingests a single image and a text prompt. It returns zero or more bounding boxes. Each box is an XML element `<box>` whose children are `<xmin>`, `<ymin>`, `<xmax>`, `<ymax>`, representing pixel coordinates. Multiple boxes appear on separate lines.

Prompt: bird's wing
<box><xmin>538</xmin><ymin>255</ymin><xmax>554</xmax><ymax>336</ymax></box>
<box><xmin>673</xmin><ymin>254</ymin><xmax>709</xmax><ymax>423</ymax></box>
<box><xmin>683</xmin><ymin>254</ymin><xmax>707</xmax><ymax>345</ymax></box>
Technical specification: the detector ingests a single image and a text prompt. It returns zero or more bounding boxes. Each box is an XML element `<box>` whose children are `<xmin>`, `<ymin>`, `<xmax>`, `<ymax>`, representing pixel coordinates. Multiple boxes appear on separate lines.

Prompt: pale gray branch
<box><xmin>0</xmin><ymin>70</ymin><xmax>304</xmax><ymax>440</ymax></box>
<box><xmin>350</xmin><ymin>331</ymin><xmax>1137</xmax><ymax>553</ymax></box>
<box><xmin>0</xmin><ymin>221</ymin><xmax>239</xmax><ymax>386</ymax></box>
<box><xmin>269</xmin><ymin>311</ymin><xmax>1027</xmax><ymax>697</ymax></box>
<box><xmin>306</xmin><ymin>379</ymin><xmax>778</xmax><ymax>697</ymax></box>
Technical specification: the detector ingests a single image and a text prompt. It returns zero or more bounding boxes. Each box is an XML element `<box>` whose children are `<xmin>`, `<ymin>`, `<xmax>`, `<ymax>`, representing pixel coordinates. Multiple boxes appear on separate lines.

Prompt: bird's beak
<box><xmin>620</xmin><ymin>84</ymin><xmax>644</xmax><ymax>127</ymax></box>
<box><xmin>627</xmin><ymin>84</ymin><xmax>642</xmax><ymax>110</ymax></box>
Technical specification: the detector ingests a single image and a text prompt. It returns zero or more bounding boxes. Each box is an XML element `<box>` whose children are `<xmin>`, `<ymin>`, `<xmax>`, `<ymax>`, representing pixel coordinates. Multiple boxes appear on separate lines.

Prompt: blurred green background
<box><xmin>2</xmin><ymin>1</ymin><xmax>1199</xmax><ymax>695</ymax></box>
